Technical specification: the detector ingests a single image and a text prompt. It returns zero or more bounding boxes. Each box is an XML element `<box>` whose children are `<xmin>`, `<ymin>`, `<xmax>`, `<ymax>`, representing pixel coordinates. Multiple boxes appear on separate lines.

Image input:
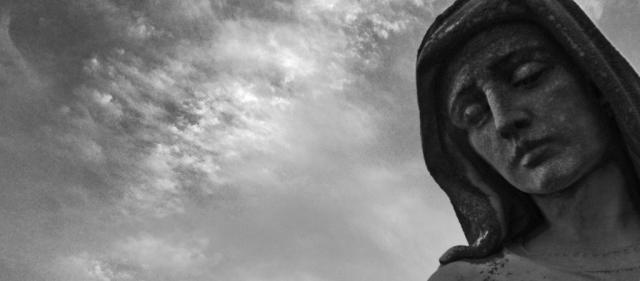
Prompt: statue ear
<box><xmin>601</xmin><ymin>100</ymin><xmax>615</xmax><ymax>120</ymax></box>
<box><xmin>597</xmin><ymin>95</ymin><xmax>615</xmax><ymax>120</ymax></box>
<box><xmin>585</xmin><ymin>80</ymin><xmax>614</xmax><ymax>119</ymax></box>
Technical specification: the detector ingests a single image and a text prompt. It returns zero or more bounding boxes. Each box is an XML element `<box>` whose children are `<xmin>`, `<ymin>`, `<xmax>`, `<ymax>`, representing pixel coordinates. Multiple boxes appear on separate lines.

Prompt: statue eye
<box><xmin>511</xmin><ymin>61</ymin><xmax>549</xmax><ymax>87</ymax></box>
<box><xmin>449</xmin><ymin>87</ymin><xmax>490</xmax><ymax>129</ymax></box>
<box><xmin>459</xmin><ymin>102</ymin><xmax>489</xmax><ymax>128</ymax></box>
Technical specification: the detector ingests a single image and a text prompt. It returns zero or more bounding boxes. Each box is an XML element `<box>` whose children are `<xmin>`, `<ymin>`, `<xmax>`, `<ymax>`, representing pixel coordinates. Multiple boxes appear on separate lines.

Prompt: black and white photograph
<box><xmin>1</xmin><ymin>0</ymin><xmax>639</xmax><ymax>280</ymax></box>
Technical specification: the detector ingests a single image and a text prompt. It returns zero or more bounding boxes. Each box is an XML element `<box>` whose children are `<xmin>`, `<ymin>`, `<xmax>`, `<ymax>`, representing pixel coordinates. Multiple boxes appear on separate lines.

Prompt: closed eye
<box><xmin>511</xmin><ymin>61</ymin><xmax>550</xmax><ymax>88</ymax></box>
<box><xmin>459</xmin><ymin>102</ymin><xmax>489</xmax><ymax>129</ymax></box>
<box><xmin>450</xmin><ymin>87</ymin><xmax>490</xmax><ymax>129</ymax></box>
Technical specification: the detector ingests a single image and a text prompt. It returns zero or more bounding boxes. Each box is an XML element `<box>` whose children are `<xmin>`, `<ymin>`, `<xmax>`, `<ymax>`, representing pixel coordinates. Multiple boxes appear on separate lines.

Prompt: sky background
<box><xmin>0</xmin><ymin>0</ymin><xmax>637</xmax><ymax>280</ymax></box>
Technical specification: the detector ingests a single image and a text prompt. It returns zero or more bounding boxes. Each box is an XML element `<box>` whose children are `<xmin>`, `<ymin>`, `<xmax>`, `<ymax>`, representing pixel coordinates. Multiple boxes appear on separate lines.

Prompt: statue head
<box><xmin>442</xmin><ymin>22</ymin><xmax>615</xmax><ymax>195</ymax></box>
<box><xmin>417</xmin><ymin>0</ymin><xmax>640</xmax><ymax>264</ymax></box>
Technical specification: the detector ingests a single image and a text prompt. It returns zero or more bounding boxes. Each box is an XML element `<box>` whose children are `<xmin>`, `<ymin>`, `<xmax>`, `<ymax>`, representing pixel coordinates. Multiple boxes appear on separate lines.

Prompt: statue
<box><xmin>417</xmin><ymin>0</ymin><xmax>640</xmax><ymax>280</ymax></box>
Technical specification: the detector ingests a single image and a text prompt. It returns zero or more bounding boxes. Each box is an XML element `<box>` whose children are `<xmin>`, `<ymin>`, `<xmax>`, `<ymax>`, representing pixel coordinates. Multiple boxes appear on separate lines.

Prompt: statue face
<box><xmin>444</xmin><ymin>23</ymin><xmax>614</xmax><ymax>194</ymax></box>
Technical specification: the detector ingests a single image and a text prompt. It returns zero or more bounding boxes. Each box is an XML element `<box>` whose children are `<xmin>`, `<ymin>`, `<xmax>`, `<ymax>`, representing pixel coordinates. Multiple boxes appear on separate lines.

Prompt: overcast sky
<box><xmin>0</xmin><ymin>0</ymin><xmax>636</xmax><ymax>280</ymax></box>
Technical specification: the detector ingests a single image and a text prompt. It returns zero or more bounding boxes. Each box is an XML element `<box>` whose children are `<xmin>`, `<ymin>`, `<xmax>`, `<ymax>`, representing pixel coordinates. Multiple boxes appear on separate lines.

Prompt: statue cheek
<box><xmin>469</xmin><ymin>130</ymin><xmax>502</xmax><ymax>167</ymax></box>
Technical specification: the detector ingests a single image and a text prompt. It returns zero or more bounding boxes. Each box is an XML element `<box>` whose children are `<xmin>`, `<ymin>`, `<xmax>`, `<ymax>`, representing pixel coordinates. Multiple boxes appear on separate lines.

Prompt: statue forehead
<box><xmin>444</xmin><ymin>23</ymin><xmax>559</xmax><ymax>105</ymax></box>
<box><xmin>448</xmin><ymin>23</ymin><xmax>553</xmax><ymax>71</ymax></box>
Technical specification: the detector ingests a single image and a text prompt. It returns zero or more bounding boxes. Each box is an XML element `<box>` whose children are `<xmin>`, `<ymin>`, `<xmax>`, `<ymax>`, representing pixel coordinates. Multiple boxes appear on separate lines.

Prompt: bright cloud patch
<box><xmin>575</xmin><ymin>0</ymin><xmax>604</xmax><ymax>20</ymax></box>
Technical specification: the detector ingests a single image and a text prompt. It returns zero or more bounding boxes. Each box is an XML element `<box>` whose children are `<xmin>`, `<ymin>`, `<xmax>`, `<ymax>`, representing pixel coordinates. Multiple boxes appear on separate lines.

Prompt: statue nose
<box><xmin>482</xmin><ymin>83</ymin><xmax>532</xmax><ymax>139</ymax></box>
<box><xmin>495</xmin><ymin>110</ymin><xmax>532</xmax><ymax>139</ymax></box>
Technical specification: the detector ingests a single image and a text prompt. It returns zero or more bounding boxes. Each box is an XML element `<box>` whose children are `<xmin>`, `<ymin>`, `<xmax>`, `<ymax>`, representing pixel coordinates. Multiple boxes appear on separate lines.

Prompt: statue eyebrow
<box><xmin>446</xmin><ymin>70</ymin><xmax>473</xmax><ymax>116</ymax></box>
<box><xmin>490</xmin><ymin>46</ymin><xmax>549</xmax><ymax>74</ymax></box>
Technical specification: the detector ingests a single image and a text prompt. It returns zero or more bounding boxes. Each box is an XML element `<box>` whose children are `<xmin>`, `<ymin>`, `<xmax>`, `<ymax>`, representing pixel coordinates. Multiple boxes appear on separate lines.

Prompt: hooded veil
<box><xmin>417</xmin><ymin>0</ymin><xmax>640</xmax><ymax>264</ymax></box>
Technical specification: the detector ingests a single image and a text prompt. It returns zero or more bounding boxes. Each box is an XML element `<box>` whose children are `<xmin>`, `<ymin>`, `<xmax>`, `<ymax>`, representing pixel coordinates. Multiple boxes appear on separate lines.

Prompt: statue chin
<box><xmin>514</xmin><ymin>167</ymin><xmax>585</xmax><ymax>196</ymax></box>
<box><xmin>506</xmin><ymin>143</ymin><xmax>610</xmax><ymax>196</ymax></box>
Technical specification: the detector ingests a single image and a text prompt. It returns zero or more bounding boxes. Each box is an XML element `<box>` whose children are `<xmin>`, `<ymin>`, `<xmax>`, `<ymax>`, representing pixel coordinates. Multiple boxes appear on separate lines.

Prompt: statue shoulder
<box><xmin>428</xmin><ymin>260</ymin><xmax>485</xmax><ymax>281</ymax></box>
<box><xmin>428</xmin><ymin>248</ymin><xmax>530</xmax><ymax>281</ymax></box>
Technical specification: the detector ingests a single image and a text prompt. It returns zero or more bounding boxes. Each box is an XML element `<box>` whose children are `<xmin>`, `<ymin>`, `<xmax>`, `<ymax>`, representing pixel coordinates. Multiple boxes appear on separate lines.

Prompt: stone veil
<box><xmin>416</xmin><ymin>0</ymin><xmax>640</xmax><ymax>265</ymax></box>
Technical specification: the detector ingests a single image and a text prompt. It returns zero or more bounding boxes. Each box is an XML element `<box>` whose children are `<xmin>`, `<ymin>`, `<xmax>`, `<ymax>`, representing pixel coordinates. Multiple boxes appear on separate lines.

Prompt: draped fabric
<box><xmin>416</xmin><ymin>0</ymin><xmax>640</xmax><ymax>264</ymax></box>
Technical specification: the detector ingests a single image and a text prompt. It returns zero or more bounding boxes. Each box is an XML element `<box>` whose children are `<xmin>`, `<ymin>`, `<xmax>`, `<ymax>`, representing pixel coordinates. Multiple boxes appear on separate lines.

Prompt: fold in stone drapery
<box><xmin>416</xmin><ymin>0</ymin><xmax>640</xmax><ymax>264</ymax></box>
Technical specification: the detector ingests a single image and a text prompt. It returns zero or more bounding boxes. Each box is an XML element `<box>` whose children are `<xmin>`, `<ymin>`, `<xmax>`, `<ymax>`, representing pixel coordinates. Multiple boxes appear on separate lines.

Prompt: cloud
<box><xmin>574</xmin><ymin>0</ymin><xmax>604</xmax><ymax>20</ymax></box>
<box><xmin>14</xmin><ymin>0</ymin><xmax>639</xmax><ymax>280</ymax></box>
<box><xmin>0</xmin><ymin>0</ymin><xmax>565</xmax><ymax>280</ymax></box>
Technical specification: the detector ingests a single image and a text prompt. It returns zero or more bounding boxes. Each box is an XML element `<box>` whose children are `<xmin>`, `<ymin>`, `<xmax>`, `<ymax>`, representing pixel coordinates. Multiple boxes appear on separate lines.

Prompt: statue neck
<box><xmin>526</xmin><ymin>155</ymin><xmax>640</xmax><ymax>253</ymax></box>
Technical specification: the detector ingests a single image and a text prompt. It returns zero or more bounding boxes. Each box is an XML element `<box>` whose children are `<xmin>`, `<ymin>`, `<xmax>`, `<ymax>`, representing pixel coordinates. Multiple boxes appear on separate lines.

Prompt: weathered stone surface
<box><xmin>417</xmin><ymin>0</ymin><xmax>640</xmax><ymax>279</ymax></box>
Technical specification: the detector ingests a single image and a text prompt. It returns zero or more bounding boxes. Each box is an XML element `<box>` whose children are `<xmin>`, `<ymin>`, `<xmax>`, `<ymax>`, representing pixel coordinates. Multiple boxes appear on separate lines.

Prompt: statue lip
<box><xmin>514</xmin><ymin>137</ymin><xmax>554</xmax><ymax>168</ymax></box>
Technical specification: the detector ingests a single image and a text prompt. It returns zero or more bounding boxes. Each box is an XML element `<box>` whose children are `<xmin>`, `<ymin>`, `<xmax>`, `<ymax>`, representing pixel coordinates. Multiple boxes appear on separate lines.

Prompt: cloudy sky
<box><xmin>0</xmin><ymin>0</ymin><xmax>637</xmax><ymax>280</ymax></box>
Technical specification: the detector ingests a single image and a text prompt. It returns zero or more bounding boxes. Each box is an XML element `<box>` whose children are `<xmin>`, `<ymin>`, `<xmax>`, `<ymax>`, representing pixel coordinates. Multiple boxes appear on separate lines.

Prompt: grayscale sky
<box><xmin>0</xmin><ymin>0</ymin><xmax>635</xmax><ymax>280</ymax></box>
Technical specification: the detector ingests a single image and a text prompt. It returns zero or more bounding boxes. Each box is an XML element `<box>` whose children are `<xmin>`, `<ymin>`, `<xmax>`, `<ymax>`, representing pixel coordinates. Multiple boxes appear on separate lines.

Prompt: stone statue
<box><xmin>416</xmin><ymin>0</ymin><xmax>640</xmax><ymax>280</ymax></box>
